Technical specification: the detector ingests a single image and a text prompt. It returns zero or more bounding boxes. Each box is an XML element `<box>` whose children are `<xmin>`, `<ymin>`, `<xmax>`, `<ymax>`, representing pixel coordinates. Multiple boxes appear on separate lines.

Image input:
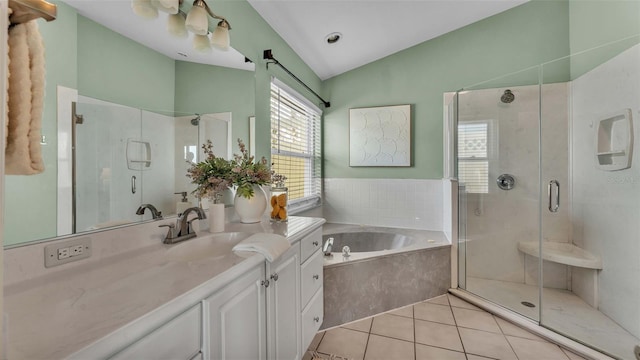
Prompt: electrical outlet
<box><xmin>58</xmin><ymin>247</ymin><xmax>70</xmax><ymax>260</ymax></box>
<box><xmin>70</xmin><ymin>245</ymin><xmax>84</xmax><ymax>256</ymax></box>
<box><xmin>45</xmin><ymin>237</ymin><xmax>92</xmax><ymax>268</ymax></box>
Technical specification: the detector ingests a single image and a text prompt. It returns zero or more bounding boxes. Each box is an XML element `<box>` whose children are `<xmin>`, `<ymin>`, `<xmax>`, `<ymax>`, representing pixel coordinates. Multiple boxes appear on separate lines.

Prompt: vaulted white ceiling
<box><xmin>247</xmin><ymin>0</ymin><xmax>528</xmax><ymax>80</ymax></box>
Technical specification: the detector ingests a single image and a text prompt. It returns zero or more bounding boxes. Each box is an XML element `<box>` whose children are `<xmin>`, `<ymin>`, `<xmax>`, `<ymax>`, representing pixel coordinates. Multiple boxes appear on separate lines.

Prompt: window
<box><xmin>270</xmin><ymin>80</ymin><xmax>322</xmax><ymax>212</ymax></box>
<box><xmin>458</xmin><ymin>121</ymin><xmax>490</xmax><ymax>193</ymax></box>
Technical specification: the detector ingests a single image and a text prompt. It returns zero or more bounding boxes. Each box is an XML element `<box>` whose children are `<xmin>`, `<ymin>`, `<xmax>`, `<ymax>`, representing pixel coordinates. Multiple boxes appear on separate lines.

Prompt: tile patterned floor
<box><xmin>304</xmin><ymin>294</ymin><xmax>588</xmax><ymax>360</ymax></box>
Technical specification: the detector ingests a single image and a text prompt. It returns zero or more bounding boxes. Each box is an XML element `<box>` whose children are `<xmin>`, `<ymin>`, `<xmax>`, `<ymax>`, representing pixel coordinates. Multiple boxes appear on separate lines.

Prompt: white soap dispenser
<box><xmin>175</xmin><ymin>192</ymin><xmax>191</xmax><ymax>214</ymax></box>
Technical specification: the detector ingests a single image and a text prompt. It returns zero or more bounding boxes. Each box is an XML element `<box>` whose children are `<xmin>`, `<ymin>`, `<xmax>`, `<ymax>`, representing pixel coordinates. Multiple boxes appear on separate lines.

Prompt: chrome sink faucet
<box><xmin>159</xmin><ymin>207</ymin><xmax>207</xmax><ymax>244</ymax></box>
<box><xmin>136</xmin><ymin>204</ymin><xmax>163</xmax><ymax>219</ymax></box>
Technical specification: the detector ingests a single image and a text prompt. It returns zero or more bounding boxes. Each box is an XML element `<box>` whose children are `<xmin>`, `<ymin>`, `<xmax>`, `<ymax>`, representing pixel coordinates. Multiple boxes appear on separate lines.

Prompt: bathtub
<box><xmin>321</xmin><ymin>223</ymin><xmax>449</xmax><ymax>267</ymax></box>
<box><xmin>320</xmin><ymin>224</ymin><xmax>451</xmax><ymax>329</ymax></box>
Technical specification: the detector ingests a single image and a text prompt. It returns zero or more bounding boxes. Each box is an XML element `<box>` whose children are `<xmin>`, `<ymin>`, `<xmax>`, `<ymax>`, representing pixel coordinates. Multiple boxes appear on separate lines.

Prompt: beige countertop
<box><xmin>4</xmin><ymin>216</ymin><xmax>325</xmax><ymax>359</ymax></box>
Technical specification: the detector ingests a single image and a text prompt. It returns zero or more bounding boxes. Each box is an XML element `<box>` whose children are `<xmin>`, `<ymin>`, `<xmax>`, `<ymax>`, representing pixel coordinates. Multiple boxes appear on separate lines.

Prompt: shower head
<box><xmin>190</xmin><ymin>114</ymin><xmax>200</xmax><ymax>126</ymax></box>
<box><xmin>501</xmin><ymin>89</ymin><xmax>515</xmax><ymax>104</ymax></box>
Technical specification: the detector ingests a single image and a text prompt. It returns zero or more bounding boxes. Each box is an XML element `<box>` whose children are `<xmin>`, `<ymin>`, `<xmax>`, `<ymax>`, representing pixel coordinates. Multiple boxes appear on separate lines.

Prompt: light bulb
<box><xmin>131</xmin><ymin>0</ymin><xmax>158</xmax><ymax>19</ymax></box>
<box><xmin>193</xmin><ymin>34</ymin><xmax>212</xmax><ymax>52</ymax></box>
<box><xmin>167</xmin><ymin>13</ymin><xmax>188</xmax><ymax>38</ymax></box>
<box><xmin>185</xmin><ymin>2</ymin><xmax>209</xmax><ymax>35</ymax></box>
<box><xmin>151</xmin><ymin>0</ymin><xmax>179</xmax><ymax>14</ymax></box>
<box><xmin>210</xmin><ymin>20</ymin><xmax>230</xmax><ymax>51</ymax></box>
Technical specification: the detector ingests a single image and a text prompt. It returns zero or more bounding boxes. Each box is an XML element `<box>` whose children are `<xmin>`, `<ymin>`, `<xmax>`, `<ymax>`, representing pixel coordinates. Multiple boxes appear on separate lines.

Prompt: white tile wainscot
<box><xmin>4</xmin><ymin>216</ymin><xmax>325</xmax><ymax>359</ymax></box>
<box><xmin>323</xmin><ymin>178</ymin><xmax>443</xmax><ymax>231</ymax></box>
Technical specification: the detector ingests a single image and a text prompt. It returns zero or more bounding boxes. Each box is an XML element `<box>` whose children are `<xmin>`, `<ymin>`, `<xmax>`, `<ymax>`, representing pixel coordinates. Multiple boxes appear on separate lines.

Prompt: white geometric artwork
<box><xmin>349</xmin><ymin>104</ymin><xmax>411</xmax><ymax>167</ymax></box>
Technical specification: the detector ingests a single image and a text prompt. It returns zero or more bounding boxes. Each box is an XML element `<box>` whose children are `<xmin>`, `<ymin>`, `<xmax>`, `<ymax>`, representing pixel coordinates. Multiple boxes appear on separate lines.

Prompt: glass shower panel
<box><xmin>540</xmin><ymin>46</ymin><xmax>640</xmax><ymax>359</ymax></box>
<box><xmin>456</xmin><ymin>67</ymin><xmax>542</xmax><ymax>320</ymax></box>
<box><xmin>75</xmin><ymin>99</ymin><xmax>143</xmax><ymax>232</ymax></box>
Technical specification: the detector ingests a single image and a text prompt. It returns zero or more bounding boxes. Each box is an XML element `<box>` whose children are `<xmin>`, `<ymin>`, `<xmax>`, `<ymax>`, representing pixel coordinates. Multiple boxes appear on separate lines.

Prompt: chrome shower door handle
<box><xmin>548</xmin><ymin>180</ymin><xmax>560</xmax><ymax>212</ymax></box>
<box><xmin>131</xmin><ymin>176</ymin><xmax>137</xmax><ymax>194</ymax></box>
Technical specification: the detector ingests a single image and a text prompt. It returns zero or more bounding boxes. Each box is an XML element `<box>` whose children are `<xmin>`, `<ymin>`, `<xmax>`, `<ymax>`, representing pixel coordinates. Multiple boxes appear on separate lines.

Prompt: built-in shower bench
<box><xmin>517</xmin><ymin>241</ymin><xmax>602</xmax><ymax>269</ymax></box>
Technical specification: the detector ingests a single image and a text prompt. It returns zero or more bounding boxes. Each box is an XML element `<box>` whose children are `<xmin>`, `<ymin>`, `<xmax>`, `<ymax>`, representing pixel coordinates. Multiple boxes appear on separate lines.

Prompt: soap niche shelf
<box><xmin>595</xmin><ymin>109</ymin><xmax>633</xmax><ymax>171</ymax></box>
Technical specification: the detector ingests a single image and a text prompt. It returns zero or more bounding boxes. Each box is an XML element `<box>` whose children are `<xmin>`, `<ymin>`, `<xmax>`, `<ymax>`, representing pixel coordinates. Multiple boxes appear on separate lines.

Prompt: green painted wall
<box><xmin>174</xmin><ymin>61</ymin><xmax>255</xmax><ymax>145</ymax></box>
<box><xmin>4</xmin><ymin>2</ymin><xmax>78</xmax><ymax>246</ymax></box>
<box><xmin>77</xmin><ymin>16</ymin><xmax>176</xmax><ymax>112</ymax></box>
<box><xmin>569</xmin><ymin>0</ymin><xmax>640</xmax><ymax>79</ymax></box>
<box><xmin>322</xmin><ymin>1</ymin><xmax>571</xmax><ymax>179</ymax></box>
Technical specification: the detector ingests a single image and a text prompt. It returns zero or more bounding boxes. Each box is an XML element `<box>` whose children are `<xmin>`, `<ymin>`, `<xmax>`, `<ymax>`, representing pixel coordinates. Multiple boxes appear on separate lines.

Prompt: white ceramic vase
<box><xmin>234</xmin><ymin>185</ymin><xmax>267</xmax><ymax>223</ymax></box>
<box><xmin>208</xmin><ymin>203</ymin><xmax>225</xmax><ymax>232</ymax></box>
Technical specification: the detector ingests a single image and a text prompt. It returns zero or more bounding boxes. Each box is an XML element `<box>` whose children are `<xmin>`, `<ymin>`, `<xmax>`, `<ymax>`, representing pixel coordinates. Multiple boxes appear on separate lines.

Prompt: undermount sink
<box><xmin>166</xmin><ymin>232</ymin><xmax>253</xmax><ymax>261</ymax></box>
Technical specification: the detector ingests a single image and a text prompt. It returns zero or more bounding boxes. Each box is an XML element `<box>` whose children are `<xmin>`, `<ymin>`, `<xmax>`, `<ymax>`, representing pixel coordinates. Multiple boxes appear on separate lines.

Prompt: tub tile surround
<box><xmin>570</xmin><ymin>43</ymin><xmax>640</xmax><ymax>340</ymax></box>
<box><xmin>3</xmin><ymin>216</ymin><xmax>324</xmax><ymax>359</ymax></box>
<box><xmin>307</xmin><ymin>294</ymin><xmax>586</xmax><ymax>360</ymax></box>
<box><xmin>322</xmin><ymin>245</ymin><xmax>450</xmax><ymax>329</ymax></box>
<box><xmin>323</xmin><ymin>178</ymin><xmax>444</xmax><ymax>231</ymax></box>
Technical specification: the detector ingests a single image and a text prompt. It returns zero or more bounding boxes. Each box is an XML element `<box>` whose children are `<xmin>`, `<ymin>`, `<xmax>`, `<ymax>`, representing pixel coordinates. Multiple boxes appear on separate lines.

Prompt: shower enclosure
<box><xmin>452</xmin><ymin>44</ymin><xmax>640</xmax><ymax>359</ymax></box>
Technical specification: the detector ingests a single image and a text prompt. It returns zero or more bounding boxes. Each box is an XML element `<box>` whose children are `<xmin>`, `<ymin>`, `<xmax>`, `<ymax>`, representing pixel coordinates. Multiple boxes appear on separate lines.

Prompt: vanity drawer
<box><xmin>301</xmin><ymin>287</ymin><xmax>323</xmax><ymax>352</ymax></box>
<box><xmin>110</xmin><ymin>304</ymin><xmax>201</xmax><ymax>360</ymax></box>
<box><xmin>300</xmin><ymin>227</ymin><xmax>322</xmax><ymax>263</ymax></box>
<box><xmin>301</xmin><ymin>249</ymin><xmax>323</xmax><ymax>307</ymax></box>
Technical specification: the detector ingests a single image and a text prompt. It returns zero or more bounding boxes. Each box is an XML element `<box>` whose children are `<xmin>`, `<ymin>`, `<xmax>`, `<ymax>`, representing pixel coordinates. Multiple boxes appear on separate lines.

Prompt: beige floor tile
<box><xmin>370</xmin><ymin>313</ymin><xmax>414</xmax><ymax>342</ymax></box>
<box><xmin>426</xmin><ymin>294</ymin><xmax>450</xmax><ymax>306</ymax></box>
<box><xmin>387</xmin><ymin>304</ymin><xmax>413</xmax><ymax>318</ymax></box>
<box><xmin>458</xmin><ymin>327</ymin><xmax>517</xmax><ymax>360</ymax></box>
<box><xmin>448</xmin><ymin>294</ymin><xmax>482</xmax><ymax>310</ymax></box>
<box><xmin>507</xmin><ymin>336</ymin><xmax>569</xmax><ymax>360</ymax></box>
<box><xmin>452</xmin><ymin>307</ymin><xmax>502</xmax><ymax>333</ymax></box>
<box><xmin>415</xmin><ymin>343</ymin><xmax>466</xmax><ymax>360</ymax></box>
<box><xmin>317</xmin><ymin>327</ymin><xmax>368</xmax><ymax>360</ymax></box>
<box><xmin>494</xmin><ymin>317</ymin><xmax>546</xmax><ymax>341</ymax></box>
<box><xmin>308</xmin><ymin>331</ymin><xmax>325</xmax><ymax>352</ymax></box>
<box><xmin>466</xmin><ymin>355</ymin><xmax>498</xmax><ymax>360</ymax></box>
<box><xmin>413</xmin><ymin>302</ymin><xmax>455</xmax><ymax>325</ymax></box>
<box><xmin>342</xmin><ymin>317</ymin><xmax>373</xmax><ymax>333</ymax></box>
<box><xmin>561</xmin><ymin>347</ymin><xmax>588</xmax><ymax>360</ymax></box>
<box><xmin>364</xmin><ymin>334</ymin><xmax>414</xmax><ymax>360</ymax></box>
<box><xmin>414</xmin><ymin>319</ymin><xmax>464</xmax><ymax>352</ymax></box>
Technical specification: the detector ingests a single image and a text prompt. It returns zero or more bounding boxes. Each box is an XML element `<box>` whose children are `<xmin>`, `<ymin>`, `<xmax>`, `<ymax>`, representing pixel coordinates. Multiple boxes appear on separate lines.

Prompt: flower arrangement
<box><xmin>229</xmin><ymin>138</ymin><xmax>271</xmax><ymax>199</ymax></box>
<box><xmin>187</xmin><ymin>138</ymin><xmax>272</xmax><ymax>202</ymax></box>
<box><xmin>186</xmin><ymin>140</ymin><xmax>233</xmax><ymax>203</ymax></box>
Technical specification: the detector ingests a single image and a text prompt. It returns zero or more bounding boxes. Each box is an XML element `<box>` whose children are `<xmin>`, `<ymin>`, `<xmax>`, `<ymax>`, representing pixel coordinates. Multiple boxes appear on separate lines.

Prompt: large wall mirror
<box><xmin>4</xmin><ymin>1</ymin><xmax>256</xmax><ymax>247</ymax></box>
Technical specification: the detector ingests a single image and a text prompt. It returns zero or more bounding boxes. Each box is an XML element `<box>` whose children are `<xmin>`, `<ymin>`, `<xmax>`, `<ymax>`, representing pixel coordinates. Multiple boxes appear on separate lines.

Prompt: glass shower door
<box><xmin>456</xmin><ymin>67</ymin><xmax>542</xmax><ymax>321</ymax></box>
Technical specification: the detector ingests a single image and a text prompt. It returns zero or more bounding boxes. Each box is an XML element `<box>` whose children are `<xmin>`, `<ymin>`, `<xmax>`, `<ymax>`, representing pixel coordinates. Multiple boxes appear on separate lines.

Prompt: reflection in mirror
<box><xmin>4</xmin><ymin>0</ymin><xmax>255</xmax><ymax>247</ymax></box>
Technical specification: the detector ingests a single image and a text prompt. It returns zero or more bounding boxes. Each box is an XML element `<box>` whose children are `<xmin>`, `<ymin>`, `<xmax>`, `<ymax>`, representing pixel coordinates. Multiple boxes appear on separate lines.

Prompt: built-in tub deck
<box><xmin>321</xmin><ymin>223</ymin><xmax>451</xmax><ymax>329</ymax></box>
<box><xmin>322</xmin><ymin>223</ymin><xmax>450</xmax><ymax>268</ymax></box>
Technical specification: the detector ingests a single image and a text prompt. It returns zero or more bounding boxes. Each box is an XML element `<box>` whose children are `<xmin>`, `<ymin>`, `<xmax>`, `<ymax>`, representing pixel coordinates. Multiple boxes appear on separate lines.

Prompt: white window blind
<box><xmin>270</xmin><ymin>81</ymin><xmax>322</xmax><ymax>212</ymax></box>
<box><xmin>458</xmin><ymin>122</ymin><xmax>489</xmax><ymax>193</ymax></box>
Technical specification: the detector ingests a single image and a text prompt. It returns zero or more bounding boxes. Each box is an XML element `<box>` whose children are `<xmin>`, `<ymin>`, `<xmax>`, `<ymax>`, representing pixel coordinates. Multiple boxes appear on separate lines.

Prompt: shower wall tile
<box><xmin>570</xmin><ymin>43</ymin><xmax>640</xmax><ymax>338</ymax></box>
<box><xmin>323</xmin><ymin>178</ymin><xmax>443</xmax><ymax>231</ymax></box>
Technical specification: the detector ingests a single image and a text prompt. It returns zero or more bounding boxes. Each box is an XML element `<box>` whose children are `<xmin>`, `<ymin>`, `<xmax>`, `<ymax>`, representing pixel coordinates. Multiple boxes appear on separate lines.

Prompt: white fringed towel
<box><xmin>232</xmin><ymin>233</ymin><xmax>290</xmax><ymax>262</ymax></box>
<box><xmin>6</xmin><ymin>19</ymin><xmax>45</xmax><ymax>175</ymax></box>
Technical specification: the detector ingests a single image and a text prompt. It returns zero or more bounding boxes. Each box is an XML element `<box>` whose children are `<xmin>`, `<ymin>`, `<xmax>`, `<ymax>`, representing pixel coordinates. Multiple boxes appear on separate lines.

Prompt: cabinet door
<box><xmin>206</xmin><ymin>265</ymin><xmax>267</xmax><ymax>360</ymax></box>
<box><xmin>109</xmin><ymin>305</ymin><xmax>201</xmax><ymax>360</ymax></box>
<box><xmin>267</xmin><ymin>243</ymin><xmax>301</xmax><ymax>360</ymax></box>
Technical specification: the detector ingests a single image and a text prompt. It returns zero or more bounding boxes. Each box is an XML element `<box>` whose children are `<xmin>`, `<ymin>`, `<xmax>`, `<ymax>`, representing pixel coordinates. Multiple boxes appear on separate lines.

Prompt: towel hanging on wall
<box><xmin>6</xmin><ymin>18</ymin><xmax>45</xmax><ymax>175</ymax></box>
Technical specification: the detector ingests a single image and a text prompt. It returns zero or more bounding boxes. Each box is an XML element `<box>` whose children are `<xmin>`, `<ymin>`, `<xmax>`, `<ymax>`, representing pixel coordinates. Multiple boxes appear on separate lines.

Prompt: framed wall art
<box><xmin>349</xmin><ymin>104</ymin><xmax>411</xmax><ymax>167</ymax></box>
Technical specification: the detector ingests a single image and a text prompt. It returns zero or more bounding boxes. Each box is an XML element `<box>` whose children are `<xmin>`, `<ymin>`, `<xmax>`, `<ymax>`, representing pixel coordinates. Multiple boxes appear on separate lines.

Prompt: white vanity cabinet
<box><xmin>298</xmin><ymin>227</ymin><xmax>324</xmax><ymax>352</ymax></box>
<box><xmin>109</xmin><ymin>305</ymin><xmax>202</xmax><ymax>360</ymax></box>
<box><xmin>206</xmin><ymin>264</ymin><xmax>267</xmax><ymax>360</ymax></box>
<box><xmin>266</xmin><ymin>242</ymin><xmax>302</xmax><ymax>360</ymax></box>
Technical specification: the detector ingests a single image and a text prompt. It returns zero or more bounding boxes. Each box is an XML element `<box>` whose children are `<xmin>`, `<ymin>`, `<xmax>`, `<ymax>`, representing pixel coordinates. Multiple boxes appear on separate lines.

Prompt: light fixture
<box><xmin>193</xmin><ymin>33</ymin><xmax>212</xmax><ymax>52</ymax></box>
<box><xmin>185</xmin><ymin>0</ymin><xmax>208</xmax><ymax>35</ymax></box>
<box><xmin>167</xmin><ymin>12</ymin><xmax>187</xmax><ymax>38</ymax></box>
<box><xmin>132</xmin><ymin>0</ymin><xmax>233</xmax><ymax>51</ymax></box>
<box><xmin>325</xmin><ymin>32</ymin><xmax>342</xmax><ymax>44</ymax></box>
<box><xmin>131</xmin><ymin>0</ymin><xmax>158</xmax><ymax>19</ymax></box>
<box><xmin>210</xmin><ymin>19</ymin><xmax>230</xmax><ymax>51</ymax></box>
<box><xmin>151</xmin><ymin>0</ymin><xmax>179</xmax><ymax>14</ymax></box>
